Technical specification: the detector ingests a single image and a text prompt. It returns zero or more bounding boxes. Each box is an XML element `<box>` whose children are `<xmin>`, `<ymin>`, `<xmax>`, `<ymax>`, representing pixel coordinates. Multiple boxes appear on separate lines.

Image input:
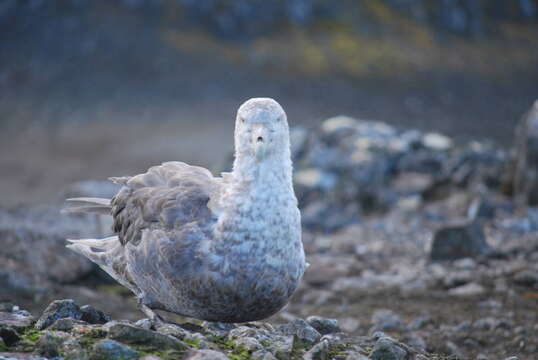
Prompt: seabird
<box><xmin>64</xmin><ymin>98</ymin><xmax>306</xmax><ymax>323</ymax></box>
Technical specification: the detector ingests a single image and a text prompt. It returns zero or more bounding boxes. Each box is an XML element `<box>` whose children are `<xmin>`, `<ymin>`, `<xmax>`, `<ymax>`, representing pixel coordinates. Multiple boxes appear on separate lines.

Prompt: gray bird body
<box><xmin>65</xmin><ymin>98</ymin><xmax>306</xmax><ymax>322</ymax></box>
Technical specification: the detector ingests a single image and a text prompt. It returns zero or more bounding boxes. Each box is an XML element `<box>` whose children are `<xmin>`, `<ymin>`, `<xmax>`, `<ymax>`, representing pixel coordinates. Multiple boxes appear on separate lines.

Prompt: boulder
<box><xmin>0</xmin><ymin>206</ymin><xmax>98</xmax><ymax>300</ymax></box>
<box><xmin>107</xmin><ymin>323</ymin><xmax>188</xmax><ymax>351</ymax></box>
<box><xmin>430</xmin><ymin>221</ymin><xmax>492</xmax><ymax>261</ymax></box>
<box><xmin>91</xmin><ymin>339</ymin><xmax>139</xmax><ymax>360</ymax></box>
<box><xmin>370</xmin><ymin>337</ymin><xmax>407</xmax><ymax>360</ymax></box>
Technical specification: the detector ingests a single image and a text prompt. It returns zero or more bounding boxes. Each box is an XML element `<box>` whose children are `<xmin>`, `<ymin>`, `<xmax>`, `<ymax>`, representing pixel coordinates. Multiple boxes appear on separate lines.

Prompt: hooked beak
<box><xmin>253</xmin><ymin>124</ymin><xmax>269</xmax><ymax>162</ymax></box>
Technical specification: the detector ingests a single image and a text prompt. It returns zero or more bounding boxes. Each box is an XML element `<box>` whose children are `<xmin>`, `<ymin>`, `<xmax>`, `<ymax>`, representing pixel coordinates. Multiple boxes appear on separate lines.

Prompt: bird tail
<box><xmin>66</xmin><ymin>236</ymin><xmax>118</xmax><ymax>268</ymax></box>
<box><xmin>62</xmin><ymin>197</ymin><xmax>112</xmax><ymax>215</ymax></box>
<box><xmin>67</xmin><ymin>236</ymin><xmax>137</xmax><ymax>293</ymax></box>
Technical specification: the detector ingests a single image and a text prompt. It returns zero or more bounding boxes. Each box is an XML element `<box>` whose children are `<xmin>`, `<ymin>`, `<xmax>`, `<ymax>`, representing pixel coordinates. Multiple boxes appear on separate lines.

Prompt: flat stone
<box><xmin>278</xmin><ymin>319</ymin><xmax>321</xmax><ymax>345</ymax></box>
<box><xmin>91</xmin><ymin>339</ymin><xmax>139</xmax><ymax>360</ymax></box>
<box><xmin>0</xmin><ymin>309</ymin><xmax>35</xmax><ymax>331</ymax></box>
<box><xmin>155</xmin><ymin>323</ymin><xmax>190</xmax><ymax>340</ymax></box>
<box><xmin>448</xmin><ymin>282</ymin><xmax>485</xmax><ymax>297</ymax></box>
<box><xmin>305</xmin><ymin>316</ymin><xmax>340</xmax><ymax>335</ymax></box>
<box><xmin>134</xmin><ymin>318</ymin><xmax>152</xmax><ymax>330</ymax></box>
<box><xmin>233</xmin><ymin>336</ymin><xmax>263</xmax><ymax>351</ymax></box>
<box><xmin>430</xmin><ymin>221</ymin><xmax>492</xmax><ymax>261</ymax></box>
<box><xmin>370</xmin><ymin>337</ymin><xmax>407</xmax><ymax>360</ymax></box>
<box><xmin>107</xmin><ymin>323</ymin><xmax>188</xmax><ymax>351</ymax></box>
<box><xmin>184</xmin><ymin>349</ymin><xmax>230</xmax><ymax>359</ymax></box>
<box><xmin>80</xmin><ymin>305</ymin><xmax>111</xmax><ymax>324</ymax></box>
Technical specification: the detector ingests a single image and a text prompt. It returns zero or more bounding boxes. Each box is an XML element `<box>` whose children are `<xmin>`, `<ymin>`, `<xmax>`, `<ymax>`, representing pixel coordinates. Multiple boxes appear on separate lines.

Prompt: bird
<box><xmin>64</xmin><ymin>98</ymin><xmax>306</xmax><ymax>323</ymax></box>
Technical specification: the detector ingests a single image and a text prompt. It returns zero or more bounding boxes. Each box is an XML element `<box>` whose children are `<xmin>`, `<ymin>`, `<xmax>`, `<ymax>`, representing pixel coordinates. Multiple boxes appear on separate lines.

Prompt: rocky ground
<box><xmin>1</xmin><ymin>117</ymin><xmax>537</xmax><ymax>359</ymax></box>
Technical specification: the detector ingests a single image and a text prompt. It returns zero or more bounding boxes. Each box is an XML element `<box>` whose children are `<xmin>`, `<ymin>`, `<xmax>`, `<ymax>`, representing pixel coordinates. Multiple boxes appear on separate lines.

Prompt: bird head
<box><xmin>235</xmin><ymin>98</ymin><xmax>290</xmax><ymax>163</ymax></box>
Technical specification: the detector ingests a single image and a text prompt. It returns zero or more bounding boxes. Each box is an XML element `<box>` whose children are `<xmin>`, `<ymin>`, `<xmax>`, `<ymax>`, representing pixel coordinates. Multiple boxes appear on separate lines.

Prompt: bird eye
<box><xmin>240</xmin><ymin>117</ymin><xmax>246</xmax><ymax>123</ymax></box>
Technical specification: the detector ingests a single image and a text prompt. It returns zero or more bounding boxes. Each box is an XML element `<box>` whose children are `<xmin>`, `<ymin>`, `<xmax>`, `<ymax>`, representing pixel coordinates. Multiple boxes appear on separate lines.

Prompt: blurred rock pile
<box><xmin>291</xmin><ymin>116</ymin><xmax>505</xmax><ymax>232</ymax></box>
<box><xmin>0</xmin><ymin>181</ymin><xmax>120</xmax><ymax>301</ymax></box>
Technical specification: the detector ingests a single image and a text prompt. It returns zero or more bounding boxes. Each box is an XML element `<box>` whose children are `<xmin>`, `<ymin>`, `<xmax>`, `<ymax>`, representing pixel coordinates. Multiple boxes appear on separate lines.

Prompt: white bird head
<box><xmin>234</xmin><ymin>98</ymin><xmax>290</xmax><ymax>163</ymax></box>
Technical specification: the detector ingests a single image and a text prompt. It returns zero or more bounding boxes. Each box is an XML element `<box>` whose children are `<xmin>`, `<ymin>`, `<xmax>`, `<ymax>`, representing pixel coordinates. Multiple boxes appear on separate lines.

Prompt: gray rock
<box><xmin>0</xmin><ymin>308</ymin><xmax>34</xmax><ymax>331</ymax></box>
<box><xmin>251</xmin><ymin>350</ymin><xmax>278</xmax><ymax>360</ymax></box>
<box><xmin>80</xmin><ymin>305</ymin><xmax>111</xmax><ymax>324</ymax></box>
<box><xmin>233</xmin><ymin>336</ymin><xmax>263</xmax><ymax>352</ymax></box>
<box><xmin>473</xmin><ymin>317</ymin><xmax>511</xmax><ymax>331</ymax></box>
<box><xmin>339</xmin><ymin>318</ymin><xmax>360</xmax><ymax>333</ymax></box>
<box><xmin>403</xmin><ymin>333</ymin><xmax>426</xmax><ymax>352</ymax></box>
<box><xmin>48</xmin><ymin>318</ymin><xmax>88</xmax><ymax>331</ymax></box>
<box><xmin>300</xmin><ymin>201</ymin><xmax>359</xmax><ymax>233</ymax></box>
<box><xmin>0</xmin><ymin>207</ymin><xmax>98</xmax><ymax>295</ymax></box>
<box><xmin>204</xmin><ymin>322</ymin><xmax>236</xmax><ymax>338</ymax></box>
<box><xmin>134</xmin><ymin>318</ymin><xmax>152</xmax><ymax>330</ymax></box>
<box><xmin>107</xmin><ymin>322</ymin><xmax>188</xmax><ymax>351</ymax></box>
<box><xmin>370</xmin><ymin>337</ymin><xmax>407</xmax><ymax>360</ymax></box>
<box><xmin>36</xmin><ymin>331</ymin><xmax>72</xmax><ymax>358</ymax></box>
<box><xmin>443</xmin><ymin>341</ymin><xmax>464</xmax><ymax>358</ymax></box>
<box><xmin>91</xmin><ymin>339</ymin><xmax>139</xmax><ymax>360</ymax></box>
<box><xmin>155</xmin><ymin>323</ymin><xmax>190</xmax><ymax>339</ymax></box>
<box><xmin>430</xmin><ymin>221</ymin><xmax>492</xmax><ymax>260</ymax></box>
<box><xmin>270</xmin><ymin>334</ymin><xmax>294</xmax><ymax>359</ymax></box>
<box><xmin>184</xmin><ymin>349</ymin><xmax>230</xmax><ymax>360</ymax></box>
<box><xmin>294</xmin><ymin>168</ymin><xmax>338</xmax><ymax>191</ymax></box>
<box><xmin>303</xmin><ymin>339</ymin><xmax>329</xmax><ymax>360</ymax></box>
<box><xmin>453</xmin><ymin>321</ymin><xmax>472</xmax><ymax>333</ymax></box>
<box><xmin>0</xmin><ymin>303</ymin><xmax>14</xmax><ymax>312</ymax></box>
<box><xmin>513</xmin><ymin>269</ymin><xmax>538</xmax><ymax>286</ymax></box>
<box><xmin>278</xmin><ymin>319</ymin><xmax>321</xmax><ymax>345</ymax></box>
<box><xmin>422</xmin><ymin>132</ymin><xmax>453</xmax><ymax>151</ymax></box>
<box><xmin>0</xmin><ymin>325</ymin><xmax>20</xmax><ymax>346</ymax></box>
<box><xmin>343</xmin><ymin>351</ymin><xmax>369</xmax><ymax>360</ymax></box>
<box><xmin>370</xmin><ymin>309</ymin><xmax>404</xmax><ymax>332</ymax></box>
<box><xmin>467</xmin><ymin>198</ymin><xmax>496</xmax><ymax>220</ymax></box>
<box><xmin>59</xmin><ymin>336</ymin><xmax>89</xmax><ymax>360</ymax></box>
<box><xmin>35</xmin><ymin>299</ymin><xmax>82</xmax><ymax>330</ymax></box>
<box><xmin>408</xmin><ymin>315</ymin><xmax>431</xmax><ymax>330</ymax></box>
<box><xmin>305</xmin><ymin>316</ymin><xmax>340</xmax><ymax>335</ymax></box>
<box><xmin>448</xmin><ymin>282</ymin><xmax>485</xmax><ymax>297</ymax></box>
<box><xmin>443</xmin><ymin>270</ymin><xmax>472</xmax><ymax>288</ymax></box>
<box><xmin>290</xmin><ymin>126</ymin><xmax>309</xmax><ymax>160</ymax></box>
<box><xmin>453</xmin><ymin>258</ymin><xmax>477</xmax><ymax>270</ymax></box>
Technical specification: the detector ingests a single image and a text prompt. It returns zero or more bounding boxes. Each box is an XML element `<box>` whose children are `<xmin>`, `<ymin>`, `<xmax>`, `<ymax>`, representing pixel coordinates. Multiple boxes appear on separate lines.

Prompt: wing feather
<box><xmin>111</xmin><ymin>162</ymin><xmax>220</xmax><ymax>245</ymax></box>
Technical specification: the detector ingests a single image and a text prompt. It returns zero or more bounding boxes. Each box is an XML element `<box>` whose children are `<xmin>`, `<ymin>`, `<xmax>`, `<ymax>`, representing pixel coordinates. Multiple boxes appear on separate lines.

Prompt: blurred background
<box><xmin>1</xmin><ymin>1</ymin><xmax>538</xmax><ymax>359</ymax></box>
<box><xmin>1</xmin><ymin>0</ymin><xmax>537</xmax><ymax>206</ymax></box>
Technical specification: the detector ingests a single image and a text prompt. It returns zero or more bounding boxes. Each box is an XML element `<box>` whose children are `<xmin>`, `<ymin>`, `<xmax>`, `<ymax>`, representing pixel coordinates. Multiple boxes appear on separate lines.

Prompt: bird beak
<box><xmin>253</xmin><ymin>124</ymin><xmax>269</xmax><ymax>162</ymax></box>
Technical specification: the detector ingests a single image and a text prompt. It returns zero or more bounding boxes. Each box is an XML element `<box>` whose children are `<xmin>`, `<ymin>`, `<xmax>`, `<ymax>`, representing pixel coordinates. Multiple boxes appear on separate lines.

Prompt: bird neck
<box><xmin>231</xmin><ymin>150</ymin><xmax>293</xmax><ymax>189</ymax></box>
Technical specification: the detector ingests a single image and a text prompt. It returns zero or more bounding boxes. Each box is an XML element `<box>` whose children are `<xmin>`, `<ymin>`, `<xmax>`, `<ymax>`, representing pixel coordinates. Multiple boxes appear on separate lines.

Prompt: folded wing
<box><xmin>65</xmin><ymin>161</ymin><xmax>221</xmax><ymax>246</ymax></box>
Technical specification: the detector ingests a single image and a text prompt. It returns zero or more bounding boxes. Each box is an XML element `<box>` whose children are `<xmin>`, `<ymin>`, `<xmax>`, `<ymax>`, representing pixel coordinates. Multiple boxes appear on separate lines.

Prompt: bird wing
<box><xmin>108</xmin><ymin>161</ymin><xmax>221</xmax><ymax>246</ymax></box>
<box><xmin>64</xmin><ymin>161</ymin><xmax>222</xmax><ymax>246</ymax></box>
